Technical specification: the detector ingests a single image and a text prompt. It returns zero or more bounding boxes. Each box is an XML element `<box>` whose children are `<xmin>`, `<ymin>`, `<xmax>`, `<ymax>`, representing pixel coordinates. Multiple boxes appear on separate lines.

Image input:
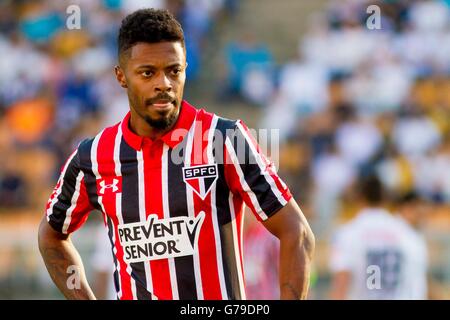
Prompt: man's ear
<box><xmin>115</xmin><ymin>65</ymin><xmax>127</xmax><ymax>89</ymax></box>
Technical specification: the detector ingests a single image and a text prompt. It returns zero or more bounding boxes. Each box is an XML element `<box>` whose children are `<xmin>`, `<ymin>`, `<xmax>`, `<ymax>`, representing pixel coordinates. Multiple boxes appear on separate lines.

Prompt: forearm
<box><xmin>38</xmin><ymin>221</ymin><xmax>96</xmax><ymax>300</ymax></box>
<box><xmin>261</xmin><ymin>199</ymin><xmax>315</xmax><ymax>300</ymax></box>
<box><xmin>279</xmin><ymin>228</ymin><xmax>315</xmax><ymax>300</ymax></box>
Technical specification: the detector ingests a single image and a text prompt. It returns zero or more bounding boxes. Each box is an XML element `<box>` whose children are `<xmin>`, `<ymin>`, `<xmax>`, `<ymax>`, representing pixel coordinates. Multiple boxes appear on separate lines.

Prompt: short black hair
<box><xmin>118</xmin><ymin>8</ymin><xmax>185</xmax><ymax>62</ymax></box>
<box><xmin>359</xmin><ymin>175</ymin><xmax>383</xmax><ymax>205</ymax></box>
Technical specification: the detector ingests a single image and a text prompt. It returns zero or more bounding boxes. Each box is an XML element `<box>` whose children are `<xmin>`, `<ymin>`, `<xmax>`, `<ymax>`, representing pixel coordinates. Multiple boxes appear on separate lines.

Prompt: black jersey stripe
<box><xmin>167</xmin><ymin>144</ymin><xmax>198</xmax><ymax>300</ymax></box>
<box><xmin>119</xmin><ymin>139</ymin><xmax>154</xmax><ymax>300</ymax></box>
<box><xmin>215</xmin><ymin>117</ymin><xmax>243</xmax><ymax>299</ymax></box>
<box><xmin>47</xmin><ymin>151</ymin><xmax>81</xmax><ymax>232</ymax></box>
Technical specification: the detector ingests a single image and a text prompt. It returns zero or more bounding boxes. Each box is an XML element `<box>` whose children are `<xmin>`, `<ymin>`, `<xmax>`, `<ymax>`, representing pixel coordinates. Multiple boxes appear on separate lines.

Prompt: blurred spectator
<box><xmin>259</xmin><ymin>93</ymin><xmax>297</xmax><ymax>142</ymax></box>
<box><xmin>329</xmin><ymin>176</ymin><xmax>429</xmax><ymax>300</ymax></box>
<box><xmin>376</xmin><ymin>150</ymin><xmax>415</xmax><ymax>196</ymax></box>
<box><xmin>5</xmin><ymin>97</ymin><xmax>54</xmax><ymax>145</ymax></box>
<box><xmin>278</xmin><ymin>57</ymin><xmax>329</xmax><ymax>116</ymax></box>
<box><xmin>312</xmin><ymin>145</ymin><xmax>356</xmax><ymax>225</ymax></box>
<box><xmin>0</xmin><ymin>166</ymin><xmax>28</xmax><ymax>208</ymax></box>
<box><xmin>335</xmin><ymin>115</ymin><xmax>383</xmax><ymax>168</ymax></box>
<box><xmin>312</xmin><ymin>145</ymin><xmax>357</xmax><ymax>198</ymax></box>
<box><xmin>345</xmin><ymin>55</ymin><xmax>414</xmax><ymax>116</ymax></box>
<box><xmin>392</xmin><ymin>112</ymin><xmax>441</xmax><ymax>157</ymax></box>
<box><xmin>409</xmin><ymin>0</ymin><xmax>449</xmax><ymax>33</ymax></box>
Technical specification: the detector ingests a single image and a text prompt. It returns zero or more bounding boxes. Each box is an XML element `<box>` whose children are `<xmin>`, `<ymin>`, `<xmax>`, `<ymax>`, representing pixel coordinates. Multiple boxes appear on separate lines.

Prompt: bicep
<box><xmin>261</xmin><ymin>199</ymin><xmax>313</xmax><ymax>242</ymax></box>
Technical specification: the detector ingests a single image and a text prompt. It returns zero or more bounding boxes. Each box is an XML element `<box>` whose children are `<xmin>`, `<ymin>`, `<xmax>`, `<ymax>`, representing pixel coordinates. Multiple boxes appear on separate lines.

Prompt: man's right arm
<box><xmin>39</xmin><ymin>146</ymin><xmax>96</xmax><ymax>299</ymax></box>
<box><xmin>38</xmin><ymin>216</ymin><xmax>96</xmax><ymax>300</ymax></box>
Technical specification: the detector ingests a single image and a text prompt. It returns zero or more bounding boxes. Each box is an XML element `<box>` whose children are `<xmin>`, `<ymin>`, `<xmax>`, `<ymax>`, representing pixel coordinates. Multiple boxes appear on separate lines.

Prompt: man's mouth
<box><xmin>150</xmin><ymin>99</ymin><xmax>174</xmax><ymax>109</ymax></box>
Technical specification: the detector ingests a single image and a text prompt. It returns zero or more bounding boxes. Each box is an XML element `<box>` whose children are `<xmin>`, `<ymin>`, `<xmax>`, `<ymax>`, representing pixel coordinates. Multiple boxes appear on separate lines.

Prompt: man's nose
<box><xmin>154</xmin><ymin>72</ymin><xmax>172</xmax><ymax>92</ymax></box>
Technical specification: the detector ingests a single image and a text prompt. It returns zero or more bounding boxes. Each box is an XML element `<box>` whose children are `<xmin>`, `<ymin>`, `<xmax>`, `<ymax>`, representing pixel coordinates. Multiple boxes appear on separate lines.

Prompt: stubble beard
<box><xmin>143</xmin><ymin>106</ymin><xmax>179</xmax><ymax>130</ymax></box>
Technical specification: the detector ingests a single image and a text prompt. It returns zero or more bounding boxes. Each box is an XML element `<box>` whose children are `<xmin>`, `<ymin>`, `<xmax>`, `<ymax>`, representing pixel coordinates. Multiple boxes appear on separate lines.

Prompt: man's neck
<box><xmin>129</xmin><ymin>111</ymin><xmax>179</xmax><ymax>141</ymax></box>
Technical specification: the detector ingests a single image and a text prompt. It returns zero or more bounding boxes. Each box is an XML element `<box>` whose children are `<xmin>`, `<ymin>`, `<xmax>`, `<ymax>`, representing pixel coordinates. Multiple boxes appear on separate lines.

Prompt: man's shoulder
<box><xmin>76</xmin><ymin>121</ymin><xmax>122</xmax><ymax>155</ymax></box>
<box><xmin>197</xmin><ymin>108</ymin><xmax>235</xmax><ymax>125</ymax></box>
<box><xmin>194</xmin><ymin>106</ymin><xmax>240</xmax><ymax>133</ymax></box>
<box><xmin>186</xmin><ymin>101</ymin><xmax>252</xmax><ymax>132</ymax></box>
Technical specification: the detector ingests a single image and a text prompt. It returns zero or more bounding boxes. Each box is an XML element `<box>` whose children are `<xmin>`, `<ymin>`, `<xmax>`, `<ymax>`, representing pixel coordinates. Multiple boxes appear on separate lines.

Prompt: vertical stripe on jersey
<box><xmin>236</xmin><ymin>121</ymin><xmax>289</xmax><ymax>206</ymax></box>
<box><xmin>94</xmin><ymin>127</ymin><xmax>122</xmax><ymax>298</ymax></box>
<box><xmin>168</xmin><ymin>122</ymin><xmax>199</xmax><ymax>299</ymax></box>
<box><xmin>109</xmin><ymin>126</ymin><xmax>129</xmax><ymax>299</ymax></box>
<box><xmin>104</xmin><ymin>214</ymin><xmax>120</xmax><ymax>298</ymax></box>
<box><xmin>61</xmin><ymin>170</ymin><xmax>85</xmax><ymax>234</ymax></box>
<box><xmin>215</xmin><ymin>163</ymin><xmax>242</xmax><ymax>299</ymax></box>
<box><xmin>142</xmin><ymin>141</ymin><xmax>172</xmax><ymax>300</ymax></box>
<box><xmin>224</xmin><ymin>137</ymin><xmax>269</xmax><ymax>220</ymax></box>
<box><xmin>46</xmin><ymin>149</ymin><xmax>78</xmax><ymax>221</ymax></box>
<box><xmin>89</xmin><ymin>128</ymin><xmax>130</xmax><ymax>299</ymax></box>
<box><xmin>90</xmin><ymin>130</ymin><xmax>108</xmax><ymax>219</ymax></box>
<box><xmin>228</xmin><ymin>193</ymin><xmax>246</xmax><ymax>299</ymax></box>
<box><xmin>189</xmin><ymin>115</ymin><xmax>217</xmax><ymax>299</ymax></box>
<box><xmin>161</xmin><ymin>143</ymin><xmax>179</xmax><ymax>299</ymax></box>
<box><xmin>189</xmin><ymin>114</ymin><xmax>222</xmax><ymax>299</ymax></box>
<box><xmin>137</xmin><ymin>150</ymin><xmax>156</xmax><ymax>299</ymax></box>
<box><xmin>212</xmin><ymin>117</ymin><xmax>247</xmax><ymax>299</ymax></box>
<box><xmin>120</xmin><ymin>139</ymin><xmax>153</xmax><ymax>300</ymax></box>
<box><xmin>205</xmin><ymin>115</ymin><xmax>228</xmax><ymax>299</ymax></box>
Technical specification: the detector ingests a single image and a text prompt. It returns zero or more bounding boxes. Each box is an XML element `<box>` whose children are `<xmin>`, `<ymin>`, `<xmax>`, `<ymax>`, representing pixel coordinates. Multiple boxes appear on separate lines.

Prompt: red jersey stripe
<box><xmin>95</xmin><ymin>125</ymin><xmax>133</xmax><ymax>300</ymax></box>
<box><xmin>191</xmin><ymin>111</ymin><xmax>225</xmax><ymax>299</ymax></box>
<box><xmin>142</xmin><ymin>141</ymin><xmax>173</xmax><ymax>299</ymax></box>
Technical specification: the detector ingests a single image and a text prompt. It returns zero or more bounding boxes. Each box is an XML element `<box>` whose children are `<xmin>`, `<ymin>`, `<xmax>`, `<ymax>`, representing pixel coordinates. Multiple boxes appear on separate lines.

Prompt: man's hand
<box><xmin>38</xmin><ymin>216</ymin><xmax>96</xmax><ymax>300</ymax></box>
<box><xmin>262</xmin><ymin>199</ymin><xmax>315</xmax><ymax>300</ymax></box>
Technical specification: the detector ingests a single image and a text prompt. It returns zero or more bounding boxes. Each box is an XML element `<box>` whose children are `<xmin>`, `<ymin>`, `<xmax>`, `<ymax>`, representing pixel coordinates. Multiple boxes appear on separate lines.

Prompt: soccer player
<box><xmin>329</xmin><ymin>176</ymin><xmax>428</xmax><ymax>300</ymax></box>
<box><xmin>38</xmin><ymin>8</ymin><xmax>315</xmax><ymax>300</ymax></box>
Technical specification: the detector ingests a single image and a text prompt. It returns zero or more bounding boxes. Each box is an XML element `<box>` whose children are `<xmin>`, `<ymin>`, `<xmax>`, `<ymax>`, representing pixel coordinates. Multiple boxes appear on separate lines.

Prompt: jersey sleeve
<box><xmin>223</xmin><ymin>119</ymin><xmax>292</xmax><ymax>221</ymax></box>
<box><xmin>45</xmin><ymin>147</ymin><xmax>94</xmax><ymax>234</ymax></box>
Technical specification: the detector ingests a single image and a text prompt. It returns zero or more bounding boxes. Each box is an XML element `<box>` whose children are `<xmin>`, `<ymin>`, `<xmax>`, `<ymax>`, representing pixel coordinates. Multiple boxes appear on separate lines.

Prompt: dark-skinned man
<box><xmin>38</xmin><ymin>8</ymin><xmax>314</xmax><ymax>300</ymax></box>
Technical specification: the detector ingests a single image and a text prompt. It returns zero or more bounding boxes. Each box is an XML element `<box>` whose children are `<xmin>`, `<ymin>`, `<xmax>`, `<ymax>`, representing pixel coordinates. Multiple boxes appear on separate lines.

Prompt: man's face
<box><xmin>115</xmin><ymin>41</ymin><xmax>186</xmax><ymax>130</ymax></box>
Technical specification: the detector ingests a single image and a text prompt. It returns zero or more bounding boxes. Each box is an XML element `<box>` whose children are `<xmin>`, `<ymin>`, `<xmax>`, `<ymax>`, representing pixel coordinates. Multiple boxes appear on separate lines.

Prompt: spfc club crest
<box><xmin>182</xmin><ymin>164</ymin><xmax>218</xmax><ymax>199</ymax></box>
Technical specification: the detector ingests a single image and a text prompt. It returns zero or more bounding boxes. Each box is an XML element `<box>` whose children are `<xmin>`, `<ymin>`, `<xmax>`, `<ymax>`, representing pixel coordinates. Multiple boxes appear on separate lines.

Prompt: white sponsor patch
<box><xmin>118</xmin><ymin>212</ymin><xmax>205</xmax><ymax>263</ymax></box>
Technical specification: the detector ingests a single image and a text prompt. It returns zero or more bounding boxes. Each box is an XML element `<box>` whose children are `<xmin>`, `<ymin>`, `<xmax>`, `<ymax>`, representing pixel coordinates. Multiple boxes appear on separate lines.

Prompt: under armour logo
<box><xmin>97</xmin><ymin>177</ymin><xmax>122</xmax><ymax>195</ymax></box>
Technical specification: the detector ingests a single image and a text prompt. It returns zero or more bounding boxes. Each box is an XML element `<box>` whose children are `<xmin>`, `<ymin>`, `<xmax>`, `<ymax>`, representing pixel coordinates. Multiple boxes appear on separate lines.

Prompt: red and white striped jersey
<box><xmin>45</xmin><ymin>100</ymin><xmax>292</xmax><ymax>300</ymax></box>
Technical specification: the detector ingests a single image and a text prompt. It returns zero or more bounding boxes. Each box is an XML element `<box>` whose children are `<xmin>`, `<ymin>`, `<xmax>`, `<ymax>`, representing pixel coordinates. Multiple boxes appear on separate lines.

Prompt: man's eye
<box><xmin>172</xmin><ymin>68</ymin><xmax>181</xmax><ymax>75</ymax></box>
<box><xmin>141</xmin><ymin>71</ymin><xmax>153</xmax><ymax>77</ymax></box>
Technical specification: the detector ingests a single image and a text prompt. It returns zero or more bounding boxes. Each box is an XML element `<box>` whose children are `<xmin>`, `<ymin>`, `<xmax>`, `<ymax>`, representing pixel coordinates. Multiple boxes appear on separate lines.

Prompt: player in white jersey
<box><xmin>329</xmin><ymin>176</ymin><xmax>428</xmax><ymax>300</ymax></box>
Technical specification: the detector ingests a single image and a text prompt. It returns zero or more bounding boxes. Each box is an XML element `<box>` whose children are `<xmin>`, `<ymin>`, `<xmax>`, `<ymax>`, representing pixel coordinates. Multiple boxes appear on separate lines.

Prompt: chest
<box><xmin>83</xmin><ymin>145</ymin><xmax>227</xmax><ymax>224</ymax></box>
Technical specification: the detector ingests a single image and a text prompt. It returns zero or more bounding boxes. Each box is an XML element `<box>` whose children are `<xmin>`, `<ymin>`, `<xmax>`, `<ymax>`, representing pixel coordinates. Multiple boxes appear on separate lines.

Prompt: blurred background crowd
<box><xmin>0</xmin><ymin>0</ymin><xmax>449</xmax><ymax>299</ymax></box>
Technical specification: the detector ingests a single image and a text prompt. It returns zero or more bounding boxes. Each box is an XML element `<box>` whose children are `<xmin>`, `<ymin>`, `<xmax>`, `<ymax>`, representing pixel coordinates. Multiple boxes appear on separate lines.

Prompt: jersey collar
<box><xmin>121</xmin><ymin>100</ymin><xmax>197</xmax><ymax>151</ymax></box>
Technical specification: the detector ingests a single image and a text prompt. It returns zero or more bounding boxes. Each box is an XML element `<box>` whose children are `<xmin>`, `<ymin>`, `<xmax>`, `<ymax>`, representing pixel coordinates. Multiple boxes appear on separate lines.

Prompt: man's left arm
<box><xmin>262</xmin><ymin>198</ymin><xmax>315</xmax><ymax>300</ymax></box>
<box><xmin>222</xmin><ymin>119</ymin><xmax>315</xmax><ymax>299</ymax></box>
